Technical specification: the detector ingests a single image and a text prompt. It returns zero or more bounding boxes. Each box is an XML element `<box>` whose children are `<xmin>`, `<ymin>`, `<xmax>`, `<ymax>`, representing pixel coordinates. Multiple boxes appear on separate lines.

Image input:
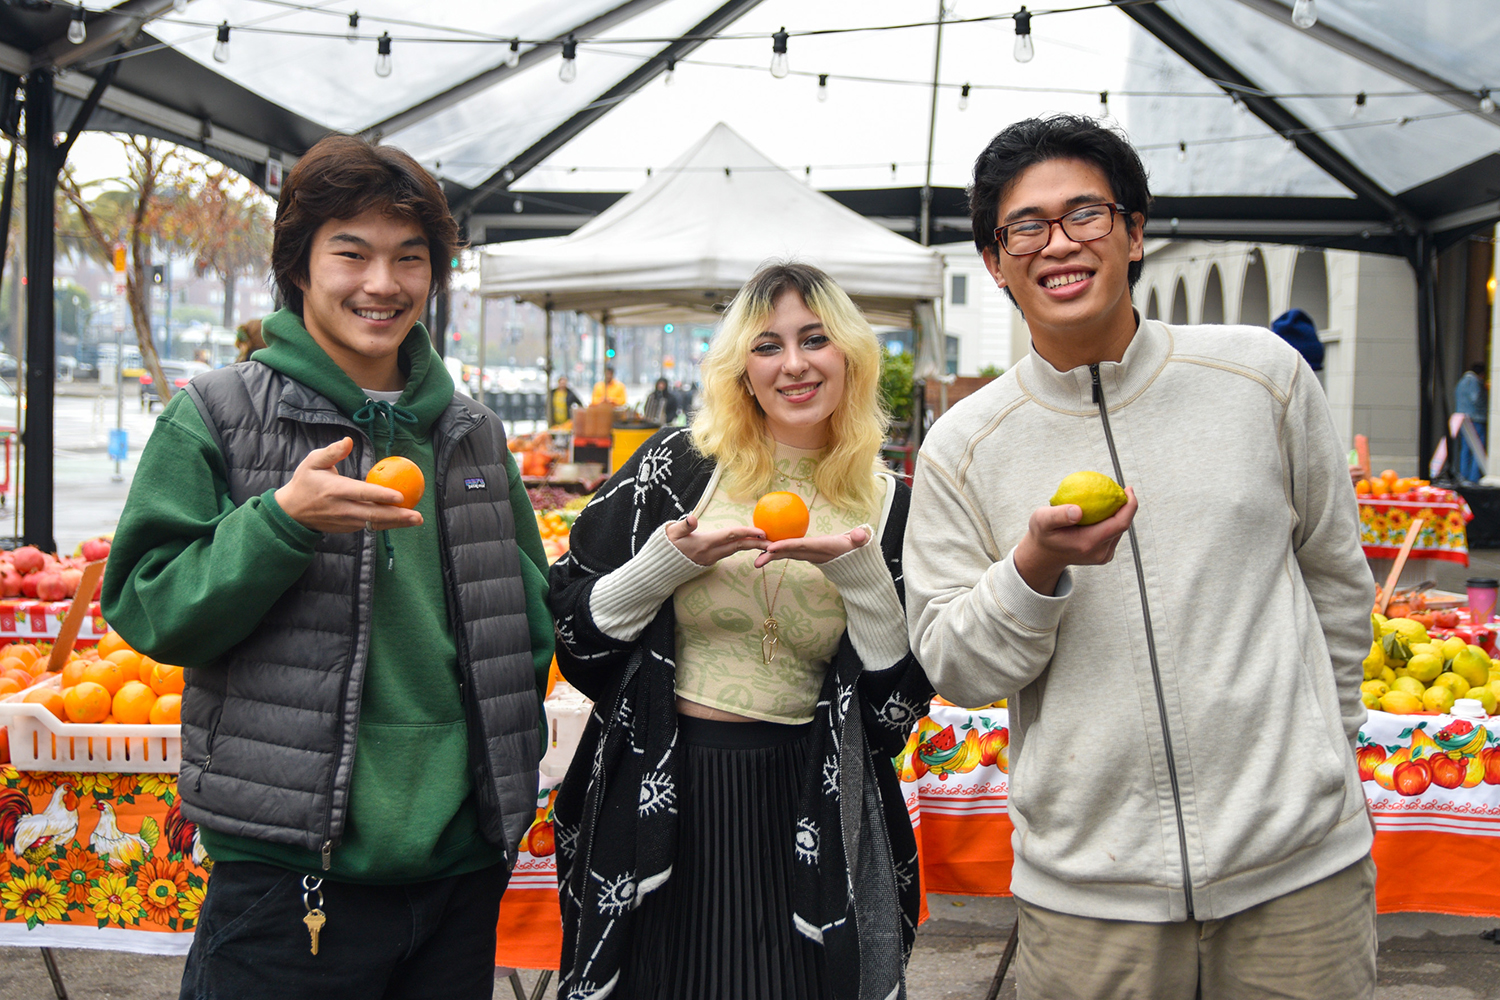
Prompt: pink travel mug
<box><xmin>1468</xmin><ymin>578</ymin><xmax>1499</xmax><ymax>624</ymax></box>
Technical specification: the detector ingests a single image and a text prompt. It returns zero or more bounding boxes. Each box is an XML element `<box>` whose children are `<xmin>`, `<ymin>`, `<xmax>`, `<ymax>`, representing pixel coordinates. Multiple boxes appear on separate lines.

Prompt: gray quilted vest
<box><xmin>177</xmin><ymin>362</ymin><xmax>540</xmax><ymax>866</ymax></box>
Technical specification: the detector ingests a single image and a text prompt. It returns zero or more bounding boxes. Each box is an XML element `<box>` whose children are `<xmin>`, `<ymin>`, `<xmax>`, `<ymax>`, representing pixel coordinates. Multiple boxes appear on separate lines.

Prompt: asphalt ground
<box><xmin>0</xmin><ymin>897</ymin><xmax>1496</xmax><ymax>999</ymax></box>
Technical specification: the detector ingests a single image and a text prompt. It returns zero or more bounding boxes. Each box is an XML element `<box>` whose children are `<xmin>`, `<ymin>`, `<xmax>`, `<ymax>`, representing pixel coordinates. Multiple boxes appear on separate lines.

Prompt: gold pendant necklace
<box><xmin>760</xmin><ymin>484</ymin><xmax>818</xmax><ymax>664</ymax></box>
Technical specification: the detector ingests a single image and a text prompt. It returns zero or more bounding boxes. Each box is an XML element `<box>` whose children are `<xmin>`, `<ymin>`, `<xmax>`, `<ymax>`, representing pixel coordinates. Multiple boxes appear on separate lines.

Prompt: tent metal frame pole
<box><xmin>456</xmin><ymin>0</ymin><xmax>767</xmax><ymax>217</ymax></box>
<box><xmin>1228</xmin><ymin>0</ymin><xmax>1500</xmax><ymax>121</ymax></box>
<box><xmin>22</xmin><ymin>69</ymin><xmax>55</xmax><ymax>551</ymax></box>
<box><xmin>1116</xmin><ymin>2</ymin><xmax>1417</xmax><ymax>232</ymax></box>
<box><xmin>919</xmin><ymin>0</ymin><xmax>944</xmax><ymax>248</ymax></box>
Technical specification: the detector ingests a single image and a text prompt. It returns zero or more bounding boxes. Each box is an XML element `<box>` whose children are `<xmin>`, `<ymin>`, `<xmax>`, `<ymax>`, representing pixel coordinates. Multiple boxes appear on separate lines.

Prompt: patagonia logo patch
<box><xmin>464</xmin><ymin>477</ymin><xmax>487</xmax><ymax>491</ymax></box>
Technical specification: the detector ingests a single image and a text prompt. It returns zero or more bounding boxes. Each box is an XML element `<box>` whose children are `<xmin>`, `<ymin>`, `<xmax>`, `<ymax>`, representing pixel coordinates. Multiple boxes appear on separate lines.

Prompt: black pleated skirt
<box><xmin>626</xmin><ymin>715</ymin><xmax>829</xmax><ymax>1000</ymax></box>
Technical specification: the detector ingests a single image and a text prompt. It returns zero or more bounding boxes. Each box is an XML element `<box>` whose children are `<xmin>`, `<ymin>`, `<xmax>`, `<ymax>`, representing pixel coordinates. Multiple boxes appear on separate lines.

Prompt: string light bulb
<box><xmin>1013</xmin><ymin>7</ymin><xmax>1034</xmax><ymax>63</ymax></box>
<box><xmin>817</xmin><ymin>74</ymin><xmax>828</xmax><ymax>102</ymax></box>
<box><xmin>212</xmin><ymin>21</ymin><xmax>230</xmax><ymax>63</ymax></box>
<box><xmin>664</xmin><ymin>56</ymin><xmax>676</xmax><ymax>86</ymax></box>
<box><xmin>1291</xmin><ymin>0</ymin><xmax>1317</xmax><ymax>28</ymax></box>
<box><xmin>958</xmin><ymin>83</ymin><xmax>970</xmax><ymax>111</ymax></box>
<box><xmin>1099</xmin><ymin>91</ymin><xmax>1109</xmax><ymax>118</ymax></box>
<box><xmin>770</xmin><ymin>27</ymin><xmax>789</xmax><ymax>79</ymax></box>
<box><xmin>1350</xmin><ymin>91</ymin><xmax>1366</xmax><ymax>119</ymax></box>
<box><xmin>1177</xmin><ymin>141</ymin><xmax>1187</xmax><ymax>163</ymax></box>
<box><xmin>559</xmin><ymin>35</ymin><xmax>577</xmax><ymax>83</ymax></box>
<box><xmin>346</xmin><ymin>11</ymin><xmax>358</xmax><ymax>44</ymax></box>
<box><xmin>374</xmin><ymin>31</ymin><xmax>392</xmax><ymax>77</ymax></box>
<box><xmin>1480</xmin><ymin>90</ymin><xmax>1497</xmax><ymax>115</ymax></box>
<box><xmin>513</xmin><ymin>198</ymin><xmax>523</xmax><ymax>214</ymax></box>
<box><xmin>68</xmin><ymin>5</ymin><xmax>86</xmax><ymax>45</ymax></box>
<box><xmin>506</xmin><ymin>39</ymin><xmax>520</xmax><ymax>68</ymax></box>
<box><xmin>1231</xmin><ymin>93</ymin><xmax>1248</xmax><ymax>116</ymax></box>
<box><xmin>173</xmin><ymin>0</ymin><xmax>187</xmax><ymax>12</ymax></box>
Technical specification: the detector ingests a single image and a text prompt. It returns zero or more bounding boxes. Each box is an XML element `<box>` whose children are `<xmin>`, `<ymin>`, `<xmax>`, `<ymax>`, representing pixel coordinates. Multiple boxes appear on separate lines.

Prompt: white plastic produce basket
<box><xmin>0</xmin><ymin>675</ymin><xmax>180</xmax><ymax>773</ymax></box>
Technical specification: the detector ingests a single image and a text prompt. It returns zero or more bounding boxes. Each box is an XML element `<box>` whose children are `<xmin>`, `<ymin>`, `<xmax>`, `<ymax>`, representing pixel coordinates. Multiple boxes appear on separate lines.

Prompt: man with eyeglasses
<box><xmin>904</xmin><ymin>115</ymin><xmax>1376</xmax><ymax>999</ymax></box>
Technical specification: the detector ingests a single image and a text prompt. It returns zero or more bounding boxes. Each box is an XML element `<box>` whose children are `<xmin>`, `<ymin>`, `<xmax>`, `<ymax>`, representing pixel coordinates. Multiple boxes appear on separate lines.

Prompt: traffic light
<box><xmin>150</xmin><ymin>265</ymin><xmax>165</xmax><ymax>285</ymax></box>
<box><xmin>605</xmin><ymin>334</ymin><xmax>617</xmax><ymax>360</ymax></box>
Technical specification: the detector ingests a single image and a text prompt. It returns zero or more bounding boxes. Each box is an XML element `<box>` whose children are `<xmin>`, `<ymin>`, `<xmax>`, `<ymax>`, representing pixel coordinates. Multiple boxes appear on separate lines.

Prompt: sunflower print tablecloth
<box><xmin>1360</xmin><ymin>491</ymin><xmax>1472</xmax><ymax>565</ymax></box>
<box><xmin>0</xmin><ymin>766</ymin><xmax>208</xmax><ymax>954</ymax></box>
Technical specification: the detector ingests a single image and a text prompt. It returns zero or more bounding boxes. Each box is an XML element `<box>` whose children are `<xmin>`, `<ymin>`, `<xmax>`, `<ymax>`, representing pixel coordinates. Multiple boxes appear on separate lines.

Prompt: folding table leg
<box><xmin>983</xmin><ymin>921</ymin><xmax>1019</xmax><ymax>1000</ymax></box>
<box><xmin>529</xmin><ymin>969</ymin><xmax>553</xmax><ymax>1000</ymax></box>
<box><xmin>504</xmin><ymin>969</ymin><xmax>526</xmax><ymax>1000</ymax></box>
<box><xmin>39</xmin><ymin>947</ymin><xmax>68</xmax><ymax>1000</ymax></box>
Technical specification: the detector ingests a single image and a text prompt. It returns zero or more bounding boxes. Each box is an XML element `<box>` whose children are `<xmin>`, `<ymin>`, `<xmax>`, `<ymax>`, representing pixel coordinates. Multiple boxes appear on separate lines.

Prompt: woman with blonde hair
<box><xmin>549</xmin><ymin>261</ymin><xmax>931</xmax><ymax>1000</ymax></box>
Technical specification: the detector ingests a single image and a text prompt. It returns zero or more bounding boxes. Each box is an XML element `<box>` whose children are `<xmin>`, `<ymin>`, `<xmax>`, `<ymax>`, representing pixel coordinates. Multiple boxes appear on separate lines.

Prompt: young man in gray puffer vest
<box><xmin>103</xmin><ymin>134</ymin><xmax>554</xmax><ymax>1000</ymax></box>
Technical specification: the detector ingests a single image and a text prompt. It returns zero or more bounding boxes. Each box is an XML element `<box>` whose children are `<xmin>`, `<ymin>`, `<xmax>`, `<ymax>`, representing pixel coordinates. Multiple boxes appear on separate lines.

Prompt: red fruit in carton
<box><xmin>0</xmin><ymin>568</ymin><xmax>20</xmax><ymax>598</ymax></box>
<box><xmin>80</xmin><ymin>538</ymin><xmax>111</xmax><ymax>562</ymax></box>
<box><xmin>18</xmin><ymin>573</ymin><xmax>38</xmax><ymax>599</ymax></box>
<box><xmin>33</xmin><ymin>570</ymin><xmax>67</xmax><ymax>603</ymax></box>
<box><xmin>58</xmin><ymin>568</ymin><xmax>83</xmax><ymax>599</ymax></box>
<box><xmin>11</xmin><ymin>546</ymin><xmax>44</xmax><ymax>575</ymax></box>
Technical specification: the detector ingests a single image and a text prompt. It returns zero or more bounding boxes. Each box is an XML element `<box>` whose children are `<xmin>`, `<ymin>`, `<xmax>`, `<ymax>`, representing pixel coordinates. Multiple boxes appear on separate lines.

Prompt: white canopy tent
<box><xmin>479</xmin><ymin>123</ymin><xmax>945</xmax><ymax>334</ymax></box>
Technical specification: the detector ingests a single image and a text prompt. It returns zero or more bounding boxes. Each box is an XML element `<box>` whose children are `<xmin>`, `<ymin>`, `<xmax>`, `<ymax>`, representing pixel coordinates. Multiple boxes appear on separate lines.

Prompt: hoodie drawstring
<box><xmin>352</xmin><ymin>399</ymin><xmax>419</xmax><ymax>571</ymax></box>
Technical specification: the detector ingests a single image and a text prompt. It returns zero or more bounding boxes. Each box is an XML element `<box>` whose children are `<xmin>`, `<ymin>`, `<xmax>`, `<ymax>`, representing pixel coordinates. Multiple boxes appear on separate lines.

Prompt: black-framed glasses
<box><xmin>994</xmin><ymin>203</ymin><xmax>1127</xmax><ymax>256</ymax></box>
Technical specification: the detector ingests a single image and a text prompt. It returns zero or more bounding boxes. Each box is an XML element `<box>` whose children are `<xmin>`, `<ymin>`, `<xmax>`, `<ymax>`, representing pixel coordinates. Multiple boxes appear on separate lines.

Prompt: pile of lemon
<box><xmin>1363</xmin><ymin>614</ymin><xmax>1500</xmax><ymax>715</ymax></box>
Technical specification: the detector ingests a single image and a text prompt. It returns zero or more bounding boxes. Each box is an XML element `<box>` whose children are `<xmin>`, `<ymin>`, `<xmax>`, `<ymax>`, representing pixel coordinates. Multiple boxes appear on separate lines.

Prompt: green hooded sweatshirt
<box><xmin>102</xmin><ymin>309</ymin><xmax>554</xmax><ymax>883</ymax></box>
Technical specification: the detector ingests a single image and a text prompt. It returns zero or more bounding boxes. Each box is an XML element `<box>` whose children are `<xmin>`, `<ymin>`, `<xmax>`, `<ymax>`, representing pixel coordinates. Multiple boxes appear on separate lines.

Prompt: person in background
<box><xmin>549</xmin><ymin>262</ymin><xmax>931</xmax><ymax>1000</ymax></box>
<box><xmin>102</xmin><ymin>133</ymin><xmax>553</xmax><ymax>1000</ymax></box>
<box><xmin>591</xmin><ymin>364</ymin><xmax>627</xmax><ymax>406</ymax></box>
<box><xmin>550</xmin><ymin>374</ymin><xmax>583</xmax><ymax>427</ymax></box>
<box><xmin>642</xmin><ymin>376</ymin><xmax>680</xmax><ymax>425</ymax></box>
<box><xmin>1271</xmin><ymin>308</ymin><xmax>1325</xmax><ymax>374</ymax></box>
<box><xmin>905</xmin><ymin>115</ymin><xmax>1375</xmax><ymax>1000</ymax></box>
<box><xmin>1455</xmin><ymin>362</ymin><xmax>1488</xmax><ymax>483</ymax></box>
<box><xmin>234</xmin><ymin>317</ymin><xmax>266</xmax><ymax>364</ymax></box>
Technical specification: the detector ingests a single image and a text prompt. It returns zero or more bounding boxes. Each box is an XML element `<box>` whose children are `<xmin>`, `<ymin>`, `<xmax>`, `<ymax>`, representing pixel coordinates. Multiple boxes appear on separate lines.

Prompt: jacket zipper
<box><xmin>320</xmin><ymin>425</ymin><xmax>370</xmax><ymax>872</ymax></box>
<box><xmin>433</xmin><ymin>411</ymin><xmax>508</xmax><ymax>865</ymax></box>
<box><xmin>1089</xmin><ymin>363</ymin><xmax>1195</xmax><ymax>919</ymax></box>
<box><xmin>194</xmin><ymin>713</ymin><xmax>222</xmax><ymax>793</ymax></box>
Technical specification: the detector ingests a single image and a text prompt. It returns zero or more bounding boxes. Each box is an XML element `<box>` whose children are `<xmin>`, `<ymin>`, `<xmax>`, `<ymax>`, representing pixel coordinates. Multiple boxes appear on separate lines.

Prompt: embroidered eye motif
<box><xmin>592</xmin><ymin>871</ymin><xmax>638</xmax><ymax>915</ymax></box>
<box><xmin>822</xmin><ymin>756</ymin><xmax>841</xmax><ymax>799</ymax></box>
<box><xmin>877</xmin><ymin>692</ymin><xmax>924</xmax><ymax>731</ymax></box>
<box><xmin>794</xmin><ymin>818</ymin><xmax>820</xmax><ymax>864</ymax></box>
<box><xmin>637</xmin><ymin>772</ymin><xmax>676</xmax><ymax>816</ymax></box>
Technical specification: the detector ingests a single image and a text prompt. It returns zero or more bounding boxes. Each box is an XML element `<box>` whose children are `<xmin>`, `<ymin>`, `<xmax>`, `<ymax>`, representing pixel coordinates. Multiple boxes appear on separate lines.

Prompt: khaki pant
<box><xmin>1015</xmin><ymin>856</ymin><xmax>1376</xmax><ymax>1000</ymax></box>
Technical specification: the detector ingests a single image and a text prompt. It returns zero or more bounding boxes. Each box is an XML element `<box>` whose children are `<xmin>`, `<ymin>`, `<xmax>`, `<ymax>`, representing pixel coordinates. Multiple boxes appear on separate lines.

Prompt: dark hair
<box><xmin>969</xmin><ymin>115</ymin><xmax>1152</xmax><ymax>290</ymax></box>
<box><xmin>272</xmin><ymin>133</ymin><xmax>462</xmax><ymax>314</ymax></box>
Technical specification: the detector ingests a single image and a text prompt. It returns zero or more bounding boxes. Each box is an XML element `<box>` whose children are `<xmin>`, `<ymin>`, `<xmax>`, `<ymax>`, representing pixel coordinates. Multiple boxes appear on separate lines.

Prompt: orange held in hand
<box><xmin>366</xmin><ymin>456</ymin><xmax>425</xmax><ymax>509</ymax></box>
<box><xmin>753</xmin><ymin>491</ymin><xmax>810</xmax><ymax>542</ymax></box>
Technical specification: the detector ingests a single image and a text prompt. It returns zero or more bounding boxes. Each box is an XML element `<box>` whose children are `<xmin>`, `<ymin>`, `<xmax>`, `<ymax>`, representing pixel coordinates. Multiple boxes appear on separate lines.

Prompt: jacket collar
<box><xmin>1015</xmin><ymin>316</ymin><xmax>1173</xmax><ymax>414</ymax></box>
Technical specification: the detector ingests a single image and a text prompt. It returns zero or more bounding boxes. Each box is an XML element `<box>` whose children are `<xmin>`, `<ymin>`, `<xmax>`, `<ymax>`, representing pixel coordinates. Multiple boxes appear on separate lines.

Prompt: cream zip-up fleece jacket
<box><xmin>905</xmin><ymin>318</ymin><xmax>1375</xmax><ymax>923</ymax></box>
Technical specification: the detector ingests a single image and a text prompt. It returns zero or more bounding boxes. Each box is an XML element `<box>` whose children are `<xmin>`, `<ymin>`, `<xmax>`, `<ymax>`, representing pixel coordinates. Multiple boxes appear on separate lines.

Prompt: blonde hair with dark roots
<box><xmin>692</xmin><ymin>262</ymin><xmax>889</xmax><ymax>518</ymax></box>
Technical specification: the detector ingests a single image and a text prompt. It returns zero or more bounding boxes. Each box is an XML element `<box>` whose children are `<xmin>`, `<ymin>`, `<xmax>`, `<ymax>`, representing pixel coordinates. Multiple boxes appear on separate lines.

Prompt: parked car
<box><xmin>139</xmin><ymin>360</ymin><xmax>210</xmax><ymax>412</ymax></box>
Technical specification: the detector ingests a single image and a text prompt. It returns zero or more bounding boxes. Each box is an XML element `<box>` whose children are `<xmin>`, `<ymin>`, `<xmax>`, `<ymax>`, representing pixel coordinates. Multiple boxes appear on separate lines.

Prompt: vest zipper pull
<box><xmin>1090</xmin><ymin>363</ymin><xmax>1102</xmax><ymax>404</ymax></box>
<box><xmin>321</xmin><ymin>840</ymin><xmax>332</xmax><ymax>870</ymax></box>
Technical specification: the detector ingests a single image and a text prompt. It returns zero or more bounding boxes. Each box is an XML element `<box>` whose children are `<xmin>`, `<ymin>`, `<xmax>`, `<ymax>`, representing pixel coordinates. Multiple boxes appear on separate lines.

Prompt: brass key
<box><xmin>303</xmin><ymin>909</ymin><xmax>326</xmax><ymax>955</ymax></box>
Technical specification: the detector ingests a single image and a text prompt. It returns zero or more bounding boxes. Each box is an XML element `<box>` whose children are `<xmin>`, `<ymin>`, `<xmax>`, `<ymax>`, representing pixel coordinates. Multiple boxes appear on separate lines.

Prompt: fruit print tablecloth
<box><xmin>2</xmin><ymin>704</ymin><xmax>1499</xmax><ymax>966</ymax></box>
<box><xmin>1359</xmin><ymin>494</ymin><xmax>1472</xmax><ymax>565</ymax></box>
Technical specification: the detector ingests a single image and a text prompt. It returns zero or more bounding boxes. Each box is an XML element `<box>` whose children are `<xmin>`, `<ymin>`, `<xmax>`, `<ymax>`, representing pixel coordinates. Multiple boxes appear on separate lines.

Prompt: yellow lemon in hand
<box><xmin>1049</xmin><ymin>471</ymin><xmax>1127</xmax><ymax>526</ymax></box>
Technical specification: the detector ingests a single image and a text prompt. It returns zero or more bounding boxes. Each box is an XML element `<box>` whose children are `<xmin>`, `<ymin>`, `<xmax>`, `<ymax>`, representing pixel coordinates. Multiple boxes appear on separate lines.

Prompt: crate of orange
<box><xmin>0</xmin><ymin>630</ymin><xmax>184</xmax><ymax>773</ymax></box>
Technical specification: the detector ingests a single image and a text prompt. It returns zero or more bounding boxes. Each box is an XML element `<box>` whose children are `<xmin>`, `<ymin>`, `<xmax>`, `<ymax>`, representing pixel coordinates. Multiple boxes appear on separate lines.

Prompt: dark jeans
<box><xmin>179</xmin><ymin>860</ymin><xmax>510</xmax><ymax>1000</ymax></box>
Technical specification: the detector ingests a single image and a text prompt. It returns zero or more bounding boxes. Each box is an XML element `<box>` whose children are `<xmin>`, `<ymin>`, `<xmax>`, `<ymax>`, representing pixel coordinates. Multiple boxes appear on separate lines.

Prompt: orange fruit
<box><xmin>23</xmin><ymin>688</ymin><xmax>65</xmax><ymax>719</ymax></box>
<box><xmin>365</xmin><ymin>456</ymin><xmax>425</xmax><ymax>509</ymax></box>
<box><xmin>2</xmin><ymin>669</ymin><xmax>33</xmax><ymax>689</ymax></box>
<box><xmin>111</xmin><ymin>681</ymin><xmax>156</xmax><ymax>725</ymax></box>
<box><xmin>0</xmin><ymin>678</ymin><xmax>21</xmax><ymax>697</ymax></box>
<box><xmin>22</xmin><ymin>654</ymin><xmax>49</xmax><ymax>679</ymax></box>
<box><xmin>2</xmin><ymin>644</ymin><xmax>38</xmax><ymax>669</ymax></box>
<box><xmin>148</xmin><ymin>694</ymin><xmax>181</xmax><ymax>725</ymax></box>
<box><xmin>81</xmin><ymin>659</ymin><xmax>126</xmax><ymax>696</ymax></box>
<box><xmin>60</xmin><ymin>658</ymin><xmax>88</xmax><ymax>687</ymax></box>
<box><xmin>0</xmin><ymin>656</ymin><xmax>28</xmax><ymax>678</ymax></box>
<box><xmin>63</xmin><ymin>681</ymin><xmax>110</xmax><ymax>723</ymax></box>
<box><xmin>147</xmin><ymin>662</ymin><xmax>185</xmax><ymax>697</ymax></box>
<box><xmin>752</xmin><ymin>491</ymin><xmax>810</xmax><ymax>542</ymax></box>
<box><xmin>106</xmin><ymin>650</ymin><xmax>143</xmax><ymax>683</ymax></box>
<box><xmin>96</xmin><ymin>631</ymin><xmax>132</xmax><ymax>659</ymax></box>
<box><xmin>101</xmin><ymin>716</ymin><xmax>117</xmax><ymax>725</ymax></box>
